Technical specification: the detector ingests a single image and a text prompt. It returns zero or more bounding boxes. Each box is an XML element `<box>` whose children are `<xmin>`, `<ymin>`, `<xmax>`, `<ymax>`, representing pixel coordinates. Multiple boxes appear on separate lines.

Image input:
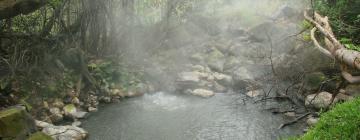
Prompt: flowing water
<box><xmin>82</xmin><ymin>92</ymin><xmax>305</xmax><ymax>140</ymax></box>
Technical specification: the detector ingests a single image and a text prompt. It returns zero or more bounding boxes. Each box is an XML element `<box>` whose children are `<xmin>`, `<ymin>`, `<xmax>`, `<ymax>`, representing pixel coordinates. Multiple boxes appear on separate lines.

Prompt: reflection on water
<box><xmin>82</xmin><ymin>92</ymin><xmax>305</xmax><ymax>140</ymax></box>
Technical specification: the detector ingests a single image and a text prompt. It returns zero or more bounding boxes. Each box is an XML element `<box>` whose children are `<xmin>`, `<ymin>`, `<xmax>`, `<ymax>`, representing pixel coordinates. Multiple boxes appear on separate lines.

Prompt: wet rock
<box><xmin>0</xmin><ymin>106</ymin><xmax>36</xmax><ymax>139</ymax></box>
<box><xmin>87</xmin><ymin>107</ymin><xmax>98</xmax><ymax>112</ymax></box>
<box><xmin>99</xmin><ymin>96</ymin><xmax>111</xmax><ymax>103</ymax></box>
<box><xmin>49</xmin><ymin>107</ymin><xmax>63</xmax><ymax>123</ymax></box>
<box><xmin>176</xmin><ymin>72</ymin><xmax>203</xmax><ymax>90</ymax></box>
<box><xmin>71</xmin><ymin>111</ymin><xmax>88</xmax><ymax>119</ymax></box>
<box><xmin>36</xmin><ymin>120</ymin><xmax>88</xmax><ymax>140</ymax></box>
<box><xmin>213</xmin><ymin>72</ymin><xmax>233</xmax><ymax>87</ymax></box>
<box><xmin>190</xmin><ymin>89</ymin><xmax>215</xmax><ymax>98</ymax></box>
<box><xmin>305</xmin><ymin>92</ymin><xmax>338</xmax><ymax>109</ymax></box>
<box><xmin>72</xmin><ymin>121</ymin><xmax>82</xmax><ymax>127</ymax></box>
<box><xmin>245</xmin><ymin>90</ymin><xmax>262</xmax><ymax>97</ymax></box>
<box><xmin>28</xmin><ymin>132</ymin><xmax>53</xmax><ymax>140</ymax></box>
<box><xmin>63</xmin><ymin>104</ymin><xmax>77</xmax><ymax>118</ymax></box>
<box><xmin>284</xmin><ymin>112</ymin><xmax>296</xmax><ymax>117</ymax></box>
<box><xmin>306</xmin><ymin>116</ymin><xmax>319</xmax><ymax>126</ymax></box>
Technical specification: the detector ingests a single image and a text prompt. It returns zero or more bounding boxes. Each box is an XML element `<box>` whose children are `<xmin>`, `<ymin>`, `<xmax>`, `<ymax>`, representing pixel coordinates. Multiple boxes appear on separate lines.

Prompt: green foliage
<box><xmin>315</xmin><ymin>0</ymin><xmax>360</xmax><ymax>45</ymax></box>
<box><xmin>88</xmin><ymin>60</ymin><xmax>143</xmax><ymax>91</ymax></box>
<box><xmin>296</xmin><ymin>98</ymin><xmax>360</xmax><ymax>140</ymax></box>
<box><xmin>340</xmin><ymin>38</ymin><xmax>360</xmax><ymax>52</ymax></box>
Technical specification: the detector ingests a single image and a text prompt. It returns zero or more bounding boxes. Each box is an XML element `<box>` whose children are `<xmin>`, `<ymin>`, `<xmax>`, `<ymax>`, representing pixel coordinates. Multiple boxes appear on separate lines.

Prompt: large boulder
<box><xmin>0</xmin><ymin>106</ymin><xmax>37</xmax><ymax>139</ymax></box>
<box><xmin>36</xmin><ymin>120</ymin><xmax>88</xmax><ymax>140</ymax></box>
<box><xmin>305</xmin><ymin>92</ymin><xmax>338</xmax><ymax>109</ymax></box>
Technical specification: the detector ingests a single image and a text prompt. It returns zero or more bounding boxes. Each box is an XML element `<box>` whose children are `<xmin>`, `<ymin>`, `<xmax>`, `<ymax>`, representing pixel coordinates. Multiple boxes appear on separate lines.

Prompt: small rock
<box><xmin>71</xmin><ymin>97</ymin><xmax>80</xmax><ymax>105</ymax></box>
<box><xmin>305</xmin><ymin>92</ymin><xmax>338</xmax><ymax>109</ymax></box>
<box><xmin>72</xmin><ymin>111</ymin><xmax>88</xmax><ymax>119</ymax></box>
<box><xmin>213</xmin><ymin>72</ymin><xmax>233</xmax><ymax>86</ymax></box>
<box><xmin>99</xmin><ymin>96</ymin><xmax>111</xmax><ymax>103</ymax></box>
<box><xmin>191</xmin><ymin>89</ymin><xmax>215</xmax><ymax>98</ymax></box>
<box><xmin>88</xmin><ymin>107</ymin><xmax>98</xmax><ymax>112</ymax></box>
<box><xmin>336</xmin><ymin>93</ymin><xmax>354</xmax><ymax>101</ymax></box>
<box><xmin>63</xmin><ymin>104</ymin><xmax>76</xmax><ymax>115</ymax></box>
<box><xmin>49</xmin><ymin>107</ymin><xmax>63</xmax><ymax>123</ymax></box>
<box><xmin>52</xmin><ymin>98</ymin><xmax>65</xmax><ymax>108</ymax></box>
<box><xmin>245</xmin><ymin>90</ymin><xmax>262</xmax><ymax>97</ymax></box>
<box><xmin>284</xmin><ymin>112</ymin><xmax>296</xmax><ymax>117</ymax></box>
<box><xmin>306</xmin><ymin>116</ymin><xmax>319</xmax><ymax>126</ymax></box>
<box><xmin>72</xmin><ymin>121</ymin><xmax>82</xmax><ymax>127</ymax></box>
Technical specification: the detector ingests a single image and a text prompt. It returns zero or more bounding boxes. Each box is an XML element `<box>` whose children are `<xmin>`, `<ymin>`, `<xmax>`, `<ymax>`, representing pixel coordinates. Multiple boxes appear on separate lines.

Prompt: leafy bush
<box><xmin>297</xmin><ymin>98</ymin><xmax>360</xmax><ymax>140</ymax></box>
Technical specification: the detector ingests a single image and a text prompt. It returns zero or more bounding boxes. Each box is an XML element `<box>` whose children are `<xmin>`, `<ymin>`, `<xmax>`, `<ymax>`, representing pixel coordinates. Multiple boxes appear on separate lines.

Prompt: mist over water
<box><xmin>83</xmin><ymin>0</ymin><xmax>309</xmax><ymax>139</ymax></box>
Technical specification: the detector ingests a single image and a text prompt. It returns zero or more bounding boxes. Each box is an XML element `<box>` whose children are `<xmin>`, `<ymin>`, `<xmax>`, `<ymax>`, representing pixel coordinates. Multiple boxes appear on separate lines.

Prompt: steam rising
<box><xmin>109</xmin><ymin>0</ymin><xmax>308</xmax><ymax>91</ymax></box>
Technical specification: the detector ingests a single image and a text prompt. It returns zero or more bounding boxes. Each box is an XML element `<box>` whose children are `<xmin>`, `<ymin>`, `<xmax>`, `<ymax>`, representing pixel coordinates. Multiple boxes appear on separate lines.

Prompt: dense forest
<box><xmin>0</xmin><ymin>0</ymin><xmax>359</xmax><ymax>140</ymax></box>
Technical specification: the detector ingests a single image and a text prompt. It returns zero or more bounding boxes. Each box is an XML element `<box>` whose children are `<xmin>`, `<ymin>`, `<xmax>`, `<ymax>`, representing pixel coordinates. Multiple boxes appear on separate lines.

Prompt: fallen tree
<box><xmin>304</xmin><ymin>11</ymin><xmax>360</xmax><ymax>84</ymax></box>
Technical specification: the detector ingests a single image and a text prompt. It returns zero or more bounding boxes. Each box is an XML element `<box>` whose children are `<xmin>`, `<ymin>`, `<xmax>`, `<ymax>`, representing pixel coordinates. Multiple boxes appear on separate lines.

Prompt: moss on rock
<box><xmin>0</xmin><ymin>107</ymin><xmax>36</xmax><ymax>139</ymax></box>
<box><xmin>27</xmin><ymin>132</ymin><xmax>53</xmax><ymax>140</ymax></box>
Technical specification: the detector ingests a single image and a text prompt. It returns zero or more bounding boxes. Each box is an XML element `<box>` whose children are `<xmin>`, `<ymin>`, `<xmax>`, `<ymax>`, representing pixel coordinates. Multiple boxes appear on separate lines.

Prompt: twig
<box><xmin>278</xmin><ymin>112</ymin><xmax>311</xmax><ymax>129</ymax></box>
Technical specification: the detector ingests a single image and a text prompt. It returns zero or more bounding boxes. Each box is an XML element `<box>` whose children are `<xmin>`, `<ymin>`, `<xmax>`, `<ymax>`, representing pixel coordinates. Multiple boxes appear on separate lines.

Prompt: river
<box><xmin>82</xmin><ymin>91</ymin><xmax>305</xmax><ymax>140</ymax></box>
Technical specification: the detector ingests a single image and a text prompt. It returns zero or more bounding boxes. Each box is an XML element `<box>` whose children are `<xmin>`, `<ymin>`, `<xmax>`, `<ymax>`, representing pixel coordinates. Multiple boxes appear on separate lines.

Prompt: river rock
<box><xmin>88</xmin><ymin>107</ymin><xmax>98</xmax><ymax>112</ymax></box>
<box><xmin>36</xmin><ymin>120</ymin><xmax>88</xmax><ymax>140</ymax></box>
<box><xmin>0</xmin><ymin>106</ymin><xmax>37</xmax><ymax>140</ymax></box>
<box><xmin>305</xmin><ymin>92</ymin><xmax>338</xmax><ymax>109</ymax></box>
<box><xmin>63</xmin><ymin>104</ymin><xmax>77</xmax><ymax>117</ymax></box>
<box><xmin>49</xmin><ymin>107</ymin><xmax>63</xmax><ymax>123</ymax></box>
<box><xmin>213</xmin><ymin>72</ymin><xmax>233</xmax><ymax>87</ymax></box>
<box><xmin>306</xmin><ymin>116</ymin><xmax>319</xmax><ymax>126</ymax></box>
<box><xmin>71</xmin><ymin>111</ymin><xmax>88</xmax><ymax>119</ymax></box>
<box><xmin>72</xmin><ymin>121</ymin><xmax>82</xmax><ymax>127</ymax></box>
<box><xmin>99</xmin><ymin>96</ymin><xmax>111</xmax><ymax>103</ymax></box>
<box><xmin>245</xmin><ymin>90</ymin><xmax>262</xmax><ymax>97</ymax></box>
<box><xmin>190</xmin><ymin>89</ymin><xmax>215</xmax><ymax>98</ymax></box>
<box><xmin>52</xmin><ymin>99</ymin><xmax>65</xmax><ymax>108</ymax></box>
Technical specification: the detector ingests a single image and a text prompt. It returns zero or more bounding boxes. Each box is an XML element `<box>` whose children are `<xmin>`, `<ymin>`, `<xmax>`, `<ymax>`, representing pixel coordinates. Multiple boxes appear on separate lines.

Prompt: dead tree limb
<box><xmin>304</xmin><ymin>11</ymin><xmax>360</xmax><ymax>84</ymax></box>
